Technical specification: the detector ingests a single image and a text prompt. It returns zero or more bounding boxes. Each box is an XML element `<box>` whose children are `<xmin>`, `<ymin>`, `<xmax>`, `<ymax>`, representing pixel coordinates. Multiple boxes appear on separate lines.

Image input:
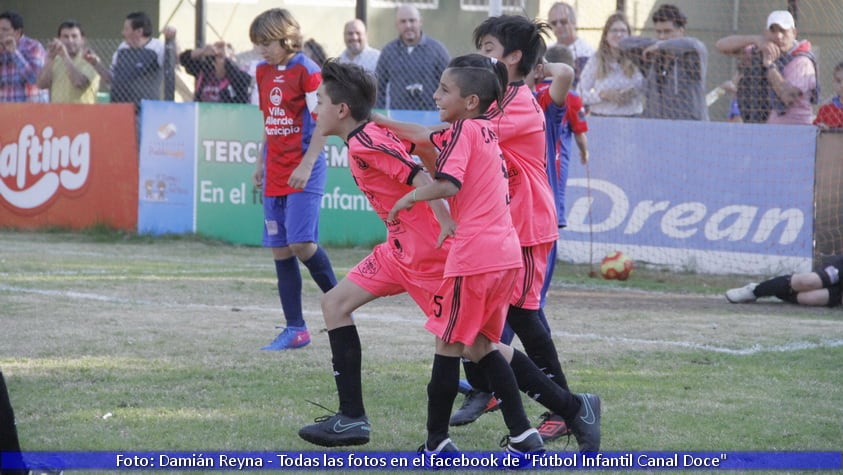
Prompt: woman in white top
<box><xmin>578</xmin><ymin>12</ymin><xmax>644</xmax><ymax>117</ymax></box>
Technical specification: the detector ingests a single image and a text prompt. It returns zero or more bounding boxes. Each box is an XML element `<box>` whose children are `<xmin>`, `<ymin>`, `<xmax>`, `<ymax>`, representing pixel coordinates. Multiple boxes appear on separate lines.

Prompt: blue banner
<box><xmin>561</xmin><ymin>118</ymin><xmax>816</xmax><ymax>274</ymax></box>
<box><xmin>137</xmin><ymin>101</ymin><xmax>198</xmax><ymax>235</ymax></box>
<box><xmin>5</xmin><ymin>451</ymin><xmax>841</xmax><ymax>471</ymax></box>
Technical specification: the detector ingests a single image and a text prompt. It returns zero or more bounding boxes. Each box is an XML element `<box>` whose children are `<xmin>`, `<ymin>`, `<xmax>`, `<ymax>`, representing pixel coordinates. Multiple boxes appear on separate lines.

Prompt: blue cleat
<box><xmin>261</xmin><ymin>326</ymin><xmax>311</xmax><ymax>350</ymax></box>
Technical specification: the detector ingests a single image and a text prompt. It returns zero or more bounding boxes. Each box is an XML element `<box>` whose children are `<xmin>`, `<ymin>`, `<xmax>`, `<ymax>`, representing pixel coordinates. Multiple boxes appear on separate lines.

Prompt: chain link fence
<box><xmin>26</xmin><ymin>0</ymin><xmax>843</xmax><ymax>124</ymax></box>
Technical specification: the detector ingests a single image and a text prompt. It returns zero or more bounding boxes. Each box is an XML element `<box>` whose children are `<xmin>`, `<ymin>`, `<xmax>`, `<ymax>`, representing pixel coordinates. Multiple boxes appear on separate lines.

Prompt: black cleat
<box><xmin>568</xmin><ymin>393</ymin><xmax>601</xmax><ymax>452</ymax></box>
<box><xmin>298</xmin><ymin>412</ymin><xmax>370</xmax><ymax>447</ymax></box>
<box><xmin>449</xmin><ymin>390</ymin><xmax>499</xmax><ymax>426</ymax></box>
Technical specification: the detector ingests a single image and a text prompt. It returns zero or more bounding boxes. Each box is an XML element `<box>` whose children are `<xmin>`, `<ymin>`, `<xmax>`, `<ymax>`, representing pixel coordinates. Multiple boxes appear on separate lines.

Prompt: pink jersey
<box><xmin>432</xmin><ymin>118</ymin><xmax>521</xmax><ymax>278</ymax></box>
<box><xmin>255</xmin><ymin>52</ymin><xmax>325</xmax><ymax>197</ymax></box>
<box><xmin>487</xmin><ymin>82</ymin><xmax>559</xmax><ymax>246</ymax></box>
<box><xmin>348</xmin><ymin>122</ymin><xmax>449</xmax><ymax>277</ymax></box>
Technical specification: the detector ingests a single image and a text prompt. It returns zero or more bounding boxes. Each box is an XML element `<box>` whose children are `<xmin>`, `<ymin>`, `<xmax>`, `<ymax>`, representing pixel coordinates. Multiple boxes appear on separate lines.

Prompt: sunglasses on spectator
<box><xmin>550</xmin><ymin>19</ymin><xmax>569</xmax><ymax>26</ymax></box>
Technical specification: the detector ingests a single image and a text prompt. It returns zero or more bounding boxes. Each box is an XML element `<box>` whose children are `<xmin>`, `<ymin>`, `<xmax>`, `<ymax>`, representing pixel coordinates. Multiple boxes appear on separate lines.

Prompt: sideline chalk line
<box><xmin>3</xmin><ymin>284</ymin><xmax>842</xmax><ymax>356</ymax></box>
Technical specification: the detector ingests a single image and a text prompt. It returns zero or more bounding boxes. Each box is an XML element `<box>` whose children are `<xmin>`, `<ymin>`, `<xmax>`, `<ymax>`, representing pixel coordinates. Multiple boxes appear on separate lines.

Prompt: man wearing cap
<box><xmin>716</xmin><ymin>10</ymin><xmax>817</xmax><ymax>125</ymax></box>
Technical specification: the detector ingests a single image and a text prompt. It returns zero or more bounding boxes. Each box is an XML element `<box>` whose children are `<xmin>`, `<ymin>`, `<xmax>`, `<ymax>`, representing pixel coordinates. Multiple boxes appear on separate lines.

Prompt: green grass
<box><xmin>1</xmin><ymin>230</ymin><xmax>841</xmax><ymax>474</ymax></box>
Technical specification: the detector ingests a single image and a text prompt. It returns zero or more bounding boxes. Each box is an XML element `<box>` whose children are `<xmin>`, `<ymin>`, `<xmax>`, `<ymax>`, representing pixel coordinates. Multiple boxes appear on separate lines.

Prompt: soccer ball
<box><xmin>600</xmin><ymin>251</ymin><xmax>634</xmax><ymax>281</ymax></box>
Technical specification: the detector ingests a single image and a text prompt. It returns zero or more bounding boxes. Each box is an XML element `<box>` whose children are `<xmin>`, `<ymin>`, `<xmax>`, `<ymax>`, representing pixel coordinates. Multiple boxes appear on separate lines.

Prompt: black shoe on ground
<box><xmin>298</xmin><ymin>412</ymin><xmax>371</xmax><ymax>447</ymax></box>
<box><xmin>418</xmin><ymin>437</ymin><xmax>460</xmax><ymax>454</ymax></box>
<box><xmin>500</xmin><ymin>428</ymin><xmax>545</xmax><ymax>454</ymax></box>
<box><xmin>449</xmin><ymin>390</ymin><xmax>498</xmax><ymax>426</ymax></box>
<box><xmin>568</xmin><ymin>393</ymin><xmax>601</xmax><ymax>452</ymax></box>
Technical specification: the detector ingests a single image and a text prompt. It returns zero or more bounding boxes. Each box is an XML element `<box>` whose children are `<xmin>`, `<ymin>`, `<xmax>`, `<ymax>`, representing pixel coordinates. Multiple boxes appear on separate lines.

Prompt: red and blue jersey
<box><xmin>255</xmin><ymin>52</ymin><xmax>326</xmax><ymax>196</ymax></box>
<box><xmin>536</xmin><ymin>84</ymin><xmax>588</xmax><ymax>227</ymax></box>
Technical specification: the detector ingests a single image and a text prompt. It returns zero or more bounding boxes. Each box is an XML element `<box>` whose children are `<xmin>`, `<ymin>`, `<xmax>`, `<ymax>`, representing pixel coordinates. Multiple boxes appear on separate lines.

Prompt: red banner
<box><xmin>0</xmin><ymin>104</ymin><xmax>138</xmax><ymax>231</ymax></box>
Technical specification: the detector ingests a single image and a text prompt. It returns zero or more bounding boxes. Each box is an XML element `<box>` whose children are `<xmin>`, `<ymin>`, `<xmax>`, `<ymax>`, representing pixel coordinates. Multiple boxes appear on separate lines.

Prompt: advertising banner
<box><xmin>137</xmin><ymin>105</ymin><xmax>440</xmax><ymax>248</ymax></box>
<box><xmin>559</xmin><ymin>118</ymin><xmax>815</xmax><ymax>274</ymax></box>
<box><xmin>0</xmin><ymin>103</ymin><xmax>138</xmax><ymax>230</ymax></box>
<box><xmin>194</xmin><ymin>102</ymin><xmax>265</xmax><ymax>244</ymax></box>
<box><xmin>137</xmin><ymin>101</ymin><xmax>198</xmax><ymax>235</ymax></box>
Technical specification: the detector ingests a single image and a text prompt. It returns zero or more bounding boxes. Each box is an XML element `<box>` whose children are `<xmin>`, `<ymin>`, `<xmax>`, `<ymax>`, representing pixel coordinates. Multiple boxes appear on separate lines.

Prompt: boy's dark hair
<box><xmin>126</xmin><ymin>11</ymin><xmax>153</xmax><ymax>37</ymax></box>
<box><xmin>545</xmin><ymin>44</ymin><xmax>574</xmax><ymax>67</ymax></box>
<box><xmin>0</xmin><ymin>11</ymin><xmax>24</xmax><ymax>31</ymax></box>
<box><xmin>321</xmin><ymin>59</ymin><xmax>376</xmax><ymax>122</ymax></box>
<box><xmin>472</xmin><ymin>15</ymin><xmax>549</xmax><ymax>78</ymax></box>
<box><xmin>447</xmin><ymin>54</ymin><xmax>508</xmax><ymax>115</ymax></box>
<box><xmin>57</xmin><ymin>19</ymin><xmax>84</xmax><ymax>37</ymax></box>
<box><xmin>652</xmin><ymin>4</ymin><xmax>687</xmax><ymax>29</ymax></box>
<box><xmin>304</xmin><ymin>39</ymin><xmax>327</xmax><ymax>67</ymax></box>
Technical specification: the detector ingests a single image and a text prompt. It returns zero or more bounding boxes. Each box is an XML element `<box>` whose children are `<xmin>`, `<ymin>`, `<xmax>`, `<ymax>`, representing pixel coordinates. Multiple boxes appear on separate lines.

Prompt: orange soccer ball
<box><xmin>600</xmin><ymin>251</ymin><xmax>634</xmax><ymax>281</ymax></box>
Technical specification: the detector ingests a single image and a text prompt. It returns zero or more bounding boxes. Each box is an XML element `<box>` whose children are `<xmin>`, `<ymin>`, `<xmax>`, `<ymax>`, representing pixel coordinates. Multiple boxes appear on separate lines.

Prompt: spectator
<box><xmin>547</xmin><ymin>2</ymin><xmax>594</xmax><ymax>87</ymax></box>
<box><xmin>578</xmin><ymin>12</ymin><xmax>645</xmax><ymax>117</ymax></box>
<box><xmin>303</xmin><ymin>38</ymin><xmax>327</xmax><ymax>67</ymax></box>
<box><xmin>715</xmin><ymin>41</ymin><xmax>771</xmax><ymax>123</ymax></box>
<box><xmin>619</xmin><ymin>4</ymin><xmax>708</xmax><ymax>120</ymax></box>
<box><xmin>36</xmin><ymin>20</ymin><xmax>100</xmax><ymax>103</ymax></box>
<box><xmin>0</xmin><ymin>11</ymin><xmax>46</xmax><ymax>103</ymax></box>
<box><xmin>90</xmin><ymin>12</ymin><xmax>177</xmax><ymax>114</ymax></box>
<box><xmin>338</xmin><ymin>19</ymin><xmax>380</xmax><ymax>74</ymax></box>
<box><xmin>814</xmin><ymin>61</ymin><xmax>843</xmax><ymax>129</ymax></box>
<box><xmin>715</xmin><ymin>10</ymin><xmax>818</xmax><ymax>125</ymax></box>
<box><xmin>179</xmin><ymin>41</ymin><xmax>251</xmax><ymax>103</ymax></box>
<box><xmin>375</xmin><ymin>4</ymin><xmax>449</xmax><ymax>110</ymax></box>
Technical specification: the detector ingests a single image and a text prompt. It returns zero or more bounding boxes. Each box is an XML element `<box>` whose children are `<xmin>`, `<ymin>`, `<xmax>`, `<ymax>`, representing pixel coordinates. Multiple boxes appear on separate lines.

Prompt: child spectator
<box><xmin>179</xmin><ymin>41</ymin><xmax>251</xmax><ymax>103</ymax></box>
<box><xmin>814</xmin><ymin>62</ymin><xmax>843</xmax><ymax>129</ymax></box>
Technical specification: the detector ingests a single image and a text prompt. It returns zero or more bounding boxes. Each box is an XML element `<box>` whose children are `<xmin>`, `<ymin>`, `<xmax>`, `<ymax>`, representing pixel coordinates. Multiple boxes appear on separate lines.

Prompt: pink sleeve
<box><xmin>784</xmin><ymin>56</ymin><xmax>817</xmax><ymax>96</ymax></box>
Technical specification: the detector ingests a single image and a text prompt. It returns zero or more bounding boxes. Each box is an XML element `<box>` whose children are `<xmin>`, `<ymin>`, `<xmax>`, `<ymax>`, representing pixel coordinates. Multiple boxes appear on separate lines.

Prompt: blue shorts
<box><xmin>262</xmin><ymin>192</ymin><xmax>322</xmax><ymax>248</ymax></box>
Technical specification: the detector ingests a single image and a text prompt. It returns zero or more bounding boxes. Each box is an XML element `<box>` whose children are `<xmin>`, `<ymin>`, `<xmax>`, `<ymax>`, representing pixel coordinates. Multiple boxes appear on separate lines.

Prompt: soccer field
<box><xmin>1</xmin><ymin>230</ymin><xmax>841</xmax><ymax>474</ymax></box>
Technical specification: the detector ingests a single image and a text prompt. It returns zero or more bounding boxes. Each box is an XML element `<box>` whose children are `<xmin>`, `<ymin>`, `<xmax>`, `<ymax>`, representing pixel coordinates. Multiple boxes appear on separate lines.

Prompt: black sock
<box><xmin>426</xmin><ymin>354</ymin><xmax>460</xmax><ymax>449</ymax></box>
<box><xmin>328</xmin><ymin>326</ymin><xmax>364</xmax><ymax>418</ymax></box>
<box><xmin>510</xmin><ymin>349</ymin><xmax>580</xmax><ymax>421</ymax></box>
<box><xmin>754</xmin><ymin>275</ymin><xmax>793</xmax><ymax>300</ymax></box>
<box><xmin>0</xmin><ymin>371</ymin><xmax>27</xmax><ymax>475</ymax></box>
<box><xmin>462</xmin><ymin>360</ymin><xmax>491</xmax><ymax>393</ymax></box>
<box><xmin>507</xmin><ymin>306</ymin><xmax>570</xmax><ymax>391</ymax></box>
<box><xmin>478</xmin><ymin>350</ymin><xmax>531</xmax><ymax>437</ymax></box>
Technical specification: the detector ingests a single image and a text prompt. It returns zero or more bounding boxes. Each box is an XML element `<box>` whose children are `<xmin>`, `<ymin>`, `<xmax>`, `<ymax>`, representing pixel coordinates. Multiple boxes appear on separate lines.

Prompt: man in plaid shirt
<box><xmin>0</xmin><ymin>11</ymin><xmax>46</xmax><ymax>102</ymax></box>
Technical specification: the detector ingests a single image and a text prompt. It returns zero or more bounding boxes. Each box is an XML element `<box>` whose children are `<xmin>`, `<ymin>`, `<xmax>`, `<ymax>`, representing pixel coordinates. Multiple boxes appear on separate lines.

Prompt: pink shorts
<box><xmin>425</xmin><ymin>269</ymin><xmax>518</xmax><ymax>346</ymax></box>
<box><xmin>510</xmin><ymin>241</ymin><xmax>553</xmax><ymax>310</ymax></box>
<box><xmin>348</xmin><ymin>242</ymin><xmax>443</xmax><ymax>311</ymax></box>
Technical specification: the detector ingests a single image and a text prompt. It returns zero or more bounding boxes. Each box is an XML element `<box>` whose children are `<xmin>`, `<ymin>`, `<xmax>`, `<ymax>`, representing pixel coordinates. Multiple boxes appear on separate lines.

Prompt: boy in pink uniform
<box><xmin>389</xmin><ymin>53</ymin><xmax>543</xmax><ymax>454</ymax></box>
<box><xmin>296</xmin><ymin>60</ymin><xmax>454</xmax><ymax>448</ymax></box>
<box><xmin>450</xmin><ymin>15</ymin><xmax>597</xmax><ymax>433</ymax></box>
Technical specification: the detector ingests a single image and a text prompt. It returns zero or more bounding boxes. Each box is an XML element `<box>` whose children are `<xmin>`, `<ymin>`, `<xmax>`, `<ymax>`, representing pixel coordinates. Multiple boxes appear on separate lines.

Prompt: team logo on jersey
<box><xmin>269</xmin><ymin>87</ymin><xmax>283</xmax><ymax>106</ymax></box>
<box><xmin>358</xmin><ymin>255</ymin><xmax>378</xmax><ymax>276</ymax></box>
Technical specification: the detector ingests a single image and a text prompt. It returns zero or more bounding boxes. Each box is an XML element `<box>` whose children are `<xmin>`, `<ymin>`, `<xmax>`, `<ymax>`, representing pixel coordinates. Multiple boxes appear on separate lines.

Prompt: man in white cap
<box><xmin>715</xmin><ymin>10</ymin><xmax>817</xmax><ymax>125</ymax></box>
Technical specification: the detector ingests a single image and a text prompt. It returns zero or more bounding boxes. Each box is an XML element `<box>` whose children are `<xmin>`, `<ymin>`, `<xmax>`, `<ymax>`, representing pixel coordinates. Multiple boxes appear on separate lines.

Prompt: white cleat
<box><xmin>725</xmin><ymin>283</ymin><xmax>758</xmax><ymax>303</ymax></box>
